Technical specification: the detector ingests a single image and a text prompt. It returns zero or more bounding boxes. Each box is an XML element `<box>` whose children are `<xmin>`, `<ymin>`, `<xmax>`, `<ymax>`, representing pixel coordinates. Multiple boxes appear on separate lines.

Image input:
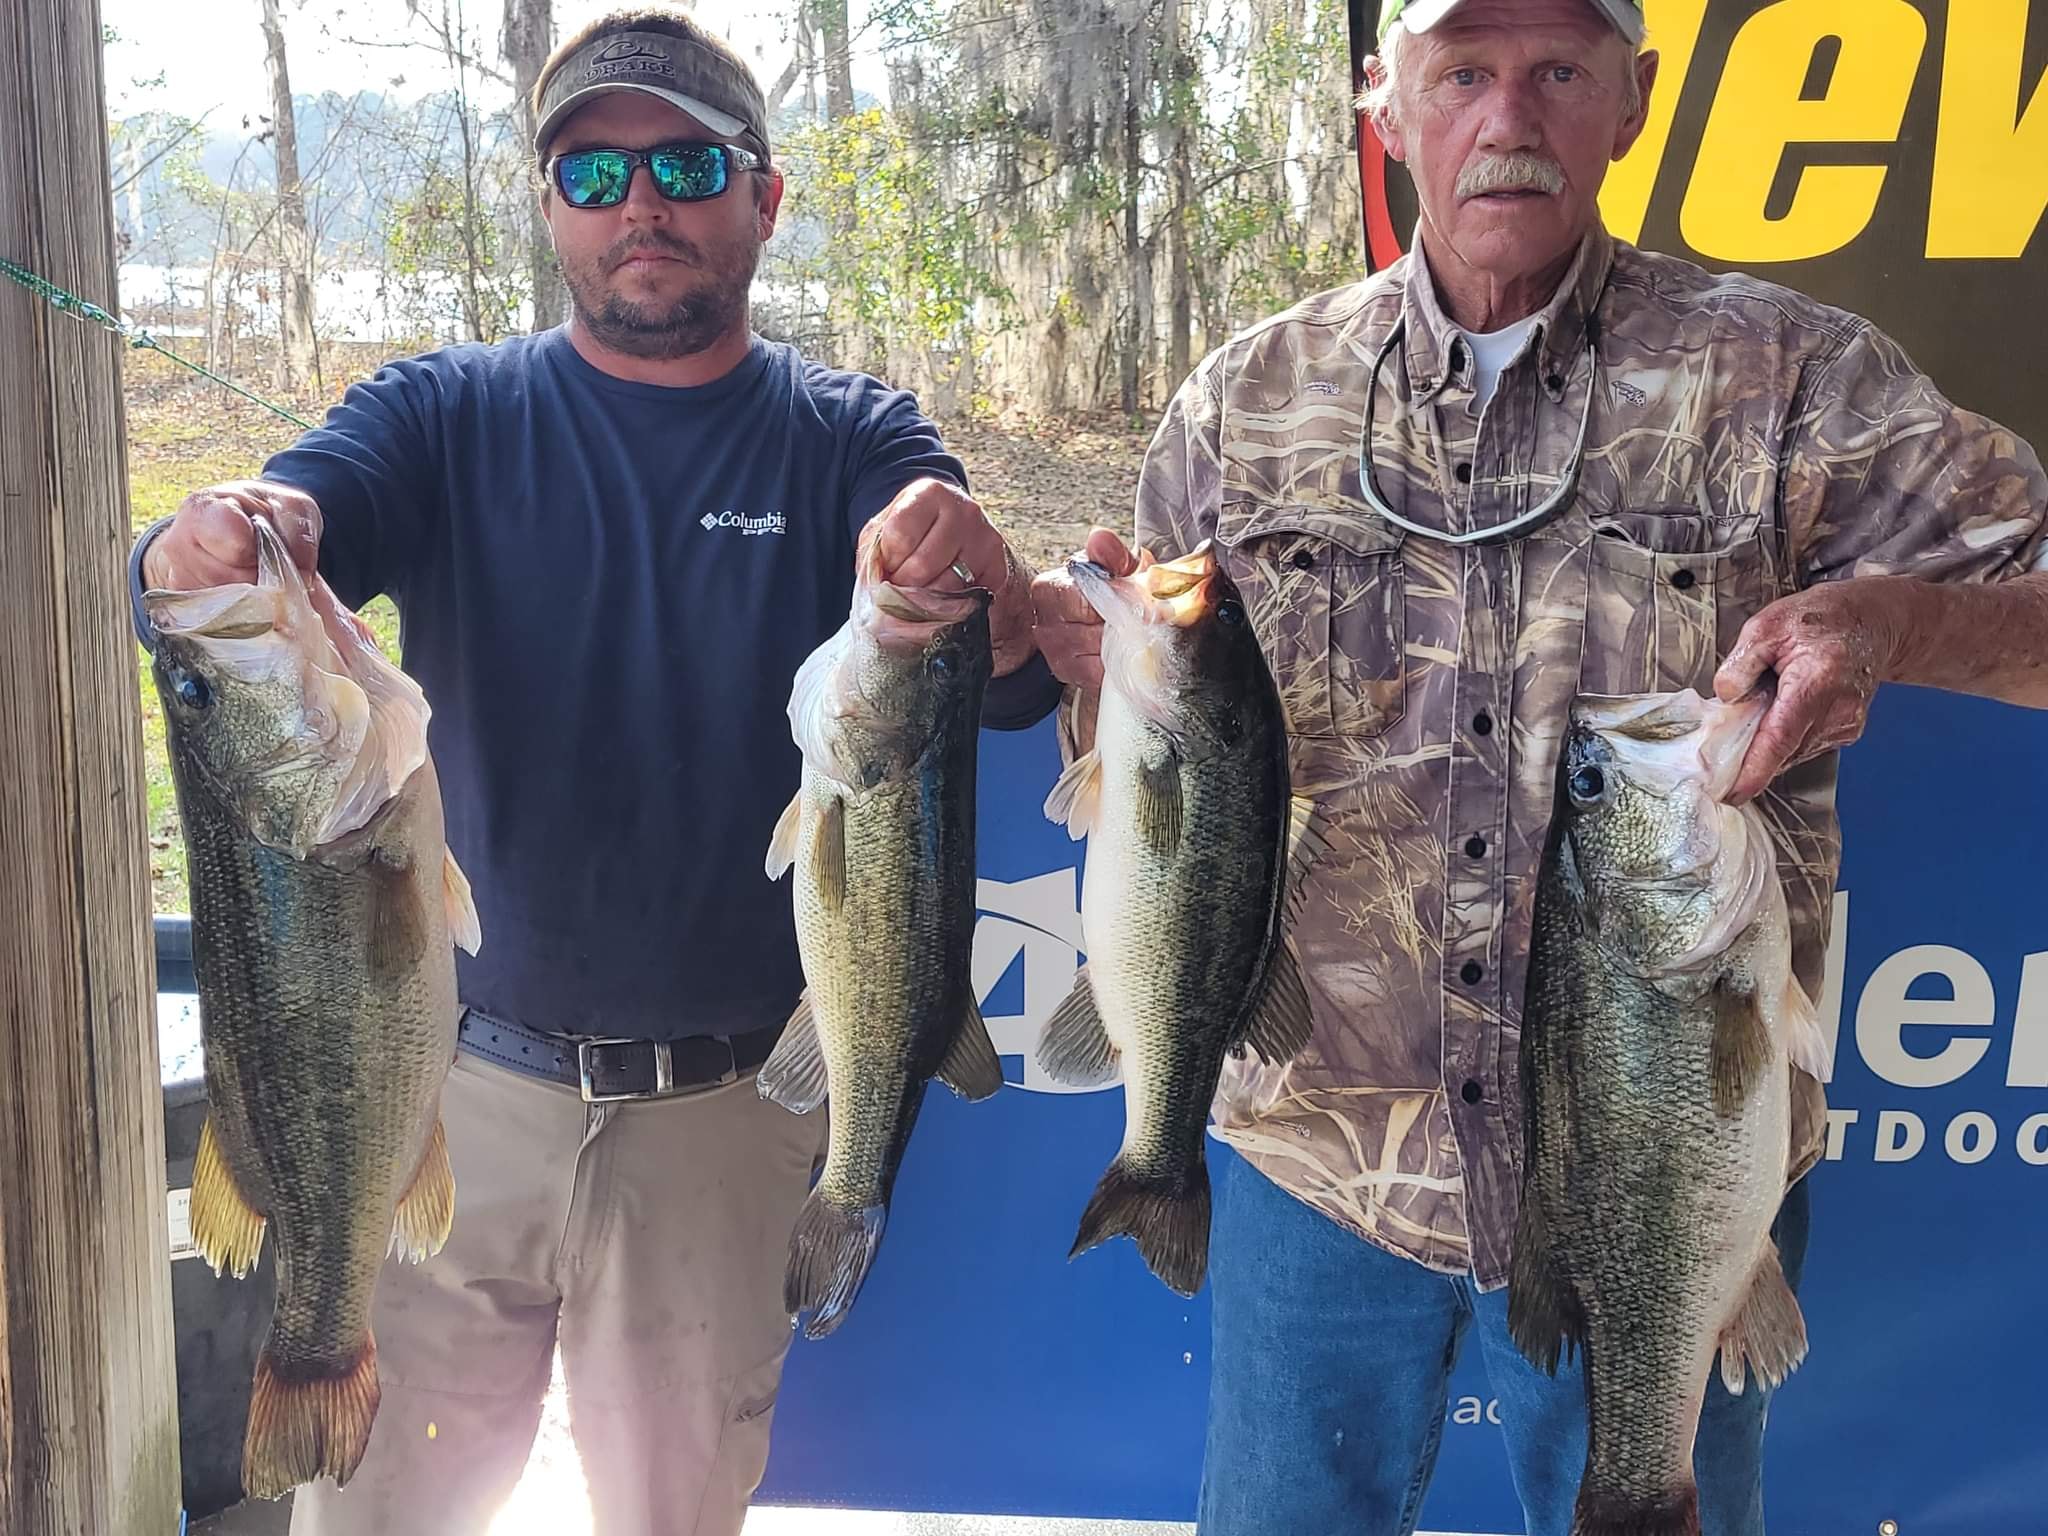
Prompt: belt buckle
<box><xmin>577</xmin><ymin>1037</ymin><xmax>675</xmax><ymax>1103</ymax></box>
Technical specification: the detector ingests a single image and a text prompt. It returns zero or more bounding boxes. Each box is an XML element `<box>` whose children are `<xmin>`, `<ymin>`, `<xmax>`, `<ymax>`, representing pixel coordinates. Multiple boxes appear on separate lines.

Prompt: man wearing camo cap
<box><xmin>1031</xmin><ymin>0</ymin><xmax>2048</xmax><ymax>1531</ymax></box>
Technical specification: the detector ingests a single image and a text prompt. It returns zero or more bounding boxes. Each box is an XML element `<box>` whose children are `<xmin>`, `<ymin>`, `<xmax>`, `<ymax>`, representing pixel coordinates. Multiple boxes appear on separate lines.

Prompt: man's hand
<box><xmin>141</xmin><ymin>478</ymin><xmax>377</xmax><ymax>650</ymax></box>
<box><xmin>1028</xmin><ymin>527</ymin><xmax>1154</xmax><ymax>691</ymax></box>
<box><xmin>863</xmin><ymin>478</ymin><xmax>1037</xmax><ymax>675</ymax></box>
<box><xmin>143</xmin><ymin>480</ymin><xmax>324</xmax><ymax>592</ymax></box>
<box><xmin>1714</xmin><ymin>579</ymin><xmax>1910</xmax><ymax>804</ymax></box>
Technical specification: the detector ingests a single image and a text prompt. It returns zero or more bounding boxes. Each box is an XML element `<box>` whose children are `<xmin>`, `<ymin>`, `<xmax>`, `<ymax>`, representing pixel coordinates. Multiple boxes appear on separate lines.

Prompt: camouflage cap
<box><xmin>534</xmin><ymin>21</ymin><xmax>770</xmax><ymax>161</ymax></box>
<box><xmin>1378</xmin><ymin>0</ymin><xmax>1646</xmax><ymax>44</ymax></box>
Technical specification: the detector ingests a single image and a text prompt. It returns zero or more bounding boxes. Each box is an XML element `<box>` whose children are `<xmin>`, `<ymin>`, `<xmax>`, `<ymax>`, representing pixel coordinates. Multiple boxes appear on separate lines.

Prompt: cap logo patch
<box><xmin>585</xmin><ymin>38</ymin><xmax>676</xmax><ymax>82</ymax></box>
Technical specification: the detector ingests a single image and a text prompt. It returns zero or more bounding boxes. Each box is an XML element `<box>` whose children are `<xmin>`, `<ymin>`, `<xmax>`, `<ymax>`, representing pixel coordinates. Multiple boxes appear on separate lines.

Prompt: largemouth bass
<box><xmin>147</xmin><ymin>519</ymin><xmax>480</xmax><ymax>1499</ymax></box>
<box><xmin>761</xmin><ymin>546</ymin><xmax>1002</xmax><ymax>1338</ymax></box>
<box><xmin>1038</xmin><ymin>543</ymin><xmax>1320</xmax><ymax>1296</ymax></box>
<box><xmin>1510</xmin><ymin>689</ymin><xmax>1828</xmax><ymax>1536</ymax></box>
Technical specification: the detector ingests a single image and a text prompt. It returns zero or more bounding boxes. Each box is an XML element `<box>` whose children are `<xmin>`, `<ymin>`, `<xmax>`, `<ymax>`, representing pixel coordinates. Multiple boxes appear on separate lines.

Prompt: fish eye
<box><xmin>1569</xmin><ymin>765</ymin><xmax>1605</xmax><ymax>803</ymax></box>
<box><xmin>174</xmin><ymin>671</ymin><xmax>212</xmax><ymax>711</ymax></box>
<box><xmin>1215</xmin><ymin>598</ymin><xmax>1245</xmax><ymax>626</ymax></box>
<box><xmin>928</xmin><ymin>650</ymin><xmax>954</xmax><ymax>678</ymax></box>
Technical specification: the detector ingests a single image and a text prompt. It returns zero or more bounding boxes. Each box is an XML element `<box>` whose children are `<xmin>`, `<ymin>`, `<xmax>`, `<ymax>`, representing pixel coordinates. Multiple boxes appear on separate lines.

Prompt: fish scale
<box><xmin>762</xmin><ymin>567</ymin><xmax>1002</xmax><ymax>1340</ymax></box>
<box><xmin>150</xmin><ymin>518</ymin><xmax>476</xmax><ymax>1501</ymax></box>
<box><xmin>1038</xmin><ymin>543</ymin><xmax>1322</xmax><ymax>1298</ymax></box>
<box><xmin>1511</xmin><ymin>691</ymin><xmax>1822</xmax><ymax>1536</ymax></box>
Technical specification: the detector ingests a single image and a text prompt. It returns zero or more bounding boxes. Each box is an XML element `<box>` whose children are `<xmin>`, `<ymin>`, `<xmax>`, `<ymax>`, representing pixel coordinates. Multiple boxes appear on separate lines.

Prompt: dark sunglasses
<box><xmin>547</xmin><ymin>142</ymin><xmax>764</xmax><ymax>209</ymax></box>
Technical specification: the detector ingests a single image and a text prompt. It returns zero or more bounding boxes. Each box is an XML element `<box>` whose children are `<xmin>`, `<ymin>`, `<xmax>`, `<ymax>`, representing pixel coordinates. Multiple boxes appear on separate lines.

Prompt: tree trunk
<box><xmin>1165</xmin><ymin>0</ymin><xmax>1193</xmax><ymax>390</ymax></box>
<box><xmin>503</xmin><ymin>0</ymin><xmax>561</xmax><ymax>329</ymax></box>
<box><xmin>260</xmin><ymin>0</ymin><xmax>320</xmax><ymax>393</ymax></box>
<box><xmin>820</xmin><ymin>0</ymin><xmax>855</xmax><ymax>120</ymax></box>
<box><xmin>1119</xmin><ymin>19</ymin><xmax>1149</xmax><ymax>418</ymax></box>
<box><xmin>0</xmin><ymin>0</ymin><xmax>184</xmax><ymax>1524</ymax></box>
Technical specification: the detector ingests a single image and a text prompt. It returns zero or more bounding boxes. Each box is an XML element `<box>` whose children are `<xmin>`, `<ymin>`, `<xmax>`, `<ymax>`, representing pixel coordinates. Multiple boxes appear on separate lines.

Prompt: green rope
<box><xmin>1</xmin><ymin>255</ymin><xmax>315</xmax><ymax>431</ymax></box>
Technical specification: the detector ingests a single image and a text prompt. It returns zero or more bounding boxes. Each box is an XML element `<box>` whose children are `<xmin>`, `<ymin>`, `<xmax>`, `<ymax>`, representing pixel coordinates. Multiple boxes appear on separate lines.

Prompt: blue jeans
<box><xmin>1196</xmin><ymin>1147</ymin><xmax>1811</xmax><ymax>1536</ymax></box>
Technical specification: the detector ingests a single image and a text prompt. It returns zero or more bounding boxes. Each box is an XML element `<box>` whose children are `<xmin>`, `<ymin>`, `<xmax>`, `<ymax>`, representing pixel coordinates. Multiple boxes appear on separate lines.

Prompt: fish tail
<box><xmin>242</xmin><ymin>1334</ymin><xmax>381</xmax><ymax>1500</ymax></box>
<box><xmin>1571</xmin><ymin>1485</ymin><xmax>1700</xmax><ymax>1536</ymax></box>
<box><xmin>1069</xmin><ymin>1154</ymin><xmax>1210</xmax><ymax>1297</ymax></box>
<box><xmin>784</xmin><ymin>1190</ymin><xmax>887</xmax><ymax>1340</ymax></box>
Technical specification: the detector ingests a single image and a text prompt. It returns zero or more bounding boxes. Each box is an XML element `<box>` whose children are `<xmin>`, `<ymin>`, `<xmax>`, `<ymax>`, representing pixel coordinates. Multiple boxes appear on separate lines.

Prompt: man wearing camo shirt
<box><xmin>1029</xmin><ymin>0</ymin><xmax>2048</xmax><ymax>1532</ymax></box>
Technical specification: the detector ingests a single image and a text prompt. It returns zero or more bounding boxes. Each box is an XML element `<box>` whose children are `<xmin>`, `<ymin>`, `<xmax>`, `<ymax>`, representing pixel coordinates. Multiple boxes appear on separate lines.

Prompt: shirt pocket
<box><xmin>1213</xmin><ymin>501</ymin><xmax>1407</xmax><ymax>738</ymax></box>
<box><xmin>1578</xmin><ymin>508</ymin><xmax>1771</xmax><ymax>696</ymax></box>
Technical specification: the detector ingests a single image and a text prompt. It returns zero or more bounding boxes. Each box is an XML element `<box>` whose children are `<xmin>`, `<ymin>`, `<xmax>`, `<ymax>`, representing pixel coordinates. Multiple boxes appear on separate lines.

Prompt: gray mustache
<box><xmin>1457</xmin><ymin>151</ymin><xmax>1566</xmax><ymax>198</ymax></box>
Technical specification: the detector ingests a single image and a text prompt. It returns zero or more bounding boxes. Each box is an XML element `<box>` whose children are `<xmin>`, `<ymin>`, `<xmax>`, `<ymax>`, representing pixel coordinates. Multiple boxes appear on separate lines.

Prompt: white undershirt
<box><xmin>1455</xmin><ymin>313</ymin><xmax>1543</xmax><ymax>413</ymax></box>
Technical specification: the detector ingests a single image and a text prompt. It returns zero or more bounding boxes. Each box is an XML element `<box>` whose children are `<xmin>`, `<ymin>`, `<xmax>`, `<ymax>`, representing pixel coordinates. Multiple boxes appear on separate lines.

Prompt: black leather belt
<box><xmin>458</xmin><ymin>1007</ymin><xmax>780</xmax><ymax>1102</ymax></box>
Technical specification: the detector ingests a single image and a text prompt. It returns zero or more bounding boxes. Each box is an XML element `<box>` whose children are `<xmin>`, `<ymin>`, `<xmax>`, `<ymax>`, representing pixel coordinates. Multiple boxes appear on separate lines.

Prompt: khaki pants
<box><xmin>290</xmin><ymin>1047</ymin><xmax>825</xmax><ymax>1536</ymax></box>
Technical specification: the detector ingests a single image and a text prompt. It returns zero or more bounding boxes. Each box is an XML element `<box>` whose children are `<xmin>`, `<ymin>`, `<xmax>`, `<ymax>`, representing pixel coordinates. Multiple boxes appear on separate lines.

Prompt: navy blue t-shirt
<box><xmin>140</xmin><ymin>329</ymin><xmax>1059</xmax><ymax>1040</ymax></box>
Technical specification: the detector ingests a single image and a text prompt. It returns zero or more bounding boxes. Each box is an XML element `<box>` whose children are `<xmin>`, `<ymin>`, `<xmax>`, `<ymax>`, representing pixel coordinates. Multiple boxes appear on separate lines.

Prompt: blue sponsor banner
<box><xmin>759</xmin><ymin>689</ymin><xmax>2048</xmax><ymax>1532</ymax></box>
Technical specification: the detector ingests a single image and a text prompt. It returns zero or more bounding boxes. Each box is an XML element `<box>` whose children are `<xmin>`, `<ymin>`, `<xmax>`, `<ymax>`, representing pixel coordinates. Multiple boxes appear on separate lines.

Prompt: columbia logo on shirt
<box><xmin>699</xmin><ymin>510</ymin><xmax>788</xmax><ymax>536</ymax></box>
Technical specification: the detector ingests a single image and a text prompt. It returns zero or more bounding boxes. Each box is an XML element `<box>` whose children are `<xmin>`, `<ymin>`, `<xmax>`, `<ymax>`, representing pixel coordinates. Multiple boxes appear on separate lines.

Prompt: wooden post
<box><xmin>0</xmin><ymin>0</ymin><xmax>184</xmax><ymax>1527</ymax></box>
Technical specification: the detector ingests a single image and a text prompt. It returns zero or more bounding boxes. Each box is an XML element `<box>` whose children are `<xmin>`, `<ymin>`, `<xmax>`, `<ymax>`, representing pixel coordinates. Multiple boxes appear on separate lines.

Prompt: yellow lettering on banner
<box><xmin>1599</xmin><ymin>0</ymin><xmax>1711</xmax><ymax>243</ymax></box>
<box><xmin>1928</xmin><ymin>0</ymin><xmax>2048</xmax><ymax>258</ymax></box>
<box><xmin>1680</xmin><ymin>0</ymin><xmax>1926</xmax><ymax>263</ymax></box>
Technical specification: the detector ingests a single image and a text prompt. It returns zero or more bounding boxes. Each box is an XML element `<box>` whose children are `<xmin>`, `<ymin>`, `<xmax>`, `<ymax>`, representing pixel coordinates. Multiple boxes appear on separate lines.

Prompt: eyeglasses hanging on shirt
<box><xmin>1356</xmin><ymin>316</ymin><xmax>1601</xmax><ymax>549</ymax></box>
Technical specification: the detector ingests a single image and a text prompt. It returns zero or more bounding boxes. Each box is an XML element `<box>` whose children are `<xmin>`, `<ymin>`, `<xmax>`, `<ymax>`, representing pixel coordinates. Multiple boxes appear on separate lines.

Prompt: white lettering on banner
<box><xmin>1946</xmin><ymin>1111</ymin><xmax>1998</xmax><ymax>1164</ymax></box>
<box><xmin>1875</xmin><ymin>1110</ymin><xmax>1927</xmax><ymax>1162</ymax></box>
<box><xmin>1855</xmin><ymin>944</ymin><xmax>1997</xmax><ymax>1088</ymax></box>
<box><xmin>1449</xmin><ymin>1397</ymin><xmax>1504</xmax><ymax>1427</ymax></box>
<box><xmin>1825</xmin><ymin>1108</ymin><xmax>1861</xmax><ymax>1162</ymax></box>
<box><xmin>2005</xmin><ymin>952</ymin><xmax>2048</xmax><ymax>1087</ymax></box>
<box><xmin>973</xmin><ymin>870</ymin><xmax>1096</xmax><ymax>1093</ymax></box>
<box><xmin>1823</xmin><ymin>1109</ymin><xmax>2048</xmax><ymax>1165</ymax></box>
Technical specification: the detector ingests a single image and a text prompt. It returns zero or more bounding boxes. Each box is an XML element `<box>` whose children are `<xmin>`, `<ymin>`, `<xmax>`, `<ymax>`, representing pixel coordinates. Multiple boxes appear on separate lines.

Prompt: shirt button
<box><xmin>1464</xmin><ymin>834</ymin><xmax>1487</xmax><ymax>858</ymax></box>
<box><xmin>1671</xmin><ymin>568</ymin><xmax>1698</xmax><ymax>591</ymax></box>
<box><xmin>1461</xmin><ymin>960</ymin><xmax>1485</xmax><ymax>985</ymax></box>
<box><xmin>1472</xmin><ymin>712</ymin><xmax>1494</xmax><ymax>737</ymax></box>
<box><xmin>1454</xmin><ymin>462</ymin><xmax>1473</xmax><ymax>484</ymax></box>
<box><xmin>1291</xmin><ymin>549</ymin><xmax>1315</xmax><ymax>571</ymax></box>
<box><xmin>1546</xmin><ymin>373</ymin><xmax>1565</xmax><ymax>392</ymax></box>
<box><xmin>1461</xmin><ymin>1079</ymin><xmax>1484</xmax><ymax>1105</ymax></box>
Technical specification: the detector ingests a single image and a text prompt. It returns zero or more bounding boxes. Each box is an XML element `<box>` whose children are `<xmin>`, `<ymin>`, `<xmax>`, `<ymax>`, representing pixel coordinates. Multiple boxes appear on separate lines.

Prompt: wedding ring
<box><xmin>950</xmin><ymin>559</ymin><xmax>975</xmax><ymax>585</ymax></box>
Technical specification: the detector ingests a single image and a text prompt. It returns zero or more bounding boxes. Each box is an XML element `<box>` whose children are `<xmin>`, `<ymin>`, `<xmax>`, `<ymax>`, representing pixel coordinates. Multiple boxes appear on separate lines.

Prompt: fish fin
<box><xmin>1233</xmin><ymin>938</ymin><xmax>1314</xmax><ymax>1066</ymax></box>
<box><xmin>366</xmin><ymin>853</ymin><xmax>429</xmax><ymax>977</ymax></box>
<box><xmin>810</xmin><ymin>795</ymin><xmax>847</xmax><ymax>912</ymax></box>
<box><xmin>765</xmin><ymin>790</ymin><xmax>803</xmax><ymax>881</ymax></box>
<box><xmin>785</xmin><ymin>1191</ymin><xmax>887</xmax><ymax>1339</ymax></box>
<box><xmin>442</xmin><ymin>849</ymin><xmax>481</xmax><ymax>956</ymax></box>
<box><xmin>191</xmin><ymin>1114</ymin><xmax>267</xmax><ymax>1279</ymax></box>
<box><xmin>241</xmin><ymin>1334</ymin><xmax>381</xmax><ymax>1500</ymax></box>
<box><xmin>1778</xmin><ymin>970</ymin><xmax>1829</xmax><ymax>1082</ymax></box>
<box><xmin>934</xmin><ymin>997</ymin><xmax>1003</xmax><ymax>1102</ymax></box>
<box><xmin>1069</xmin><ymin>1154</ymin><xmax>1210</xmax><ymax>1297</ymax></box>
<box><xmin>1035</xmin><ymin>967</ymin><xmax>1120</xmax><ymax>1087</ymax></box>
<box><xmin>1135</xmin><ymin>754</ymin><xmax>1183</xmax><ymax>856</ymax></box>
<box><xmin>1282</xmin><ymin>794</ymin><xmax>1329</xmax><ymax>922</ymax></box>
<box><xmin>1717</xmin><ymin>1240</ymin><xmax>1808</xmax><ymax>1394</ymax></box>
<box><xmin>1709</xmin><ymin>975</ymin><xmax>1773</xmax><ymax>1119</ymax></box>
<box><xmin>1570</xmin><ymin>1486</ymin><xmax>1701</xmax><ymax>1536</ymax></box>
<box><xmin>1507</xmin><ymin>1189</ymin><xmax>1580</xmax><ymax>1376</ymax></box>
<box><xmin>388</xmin><ymin>1118</ymin><xmax>455</xmax><ymax>1264</ymax></box>
<box><xmin>758</xmin><ymin>994</ymin><xmax>830</xmax><ymax>1113</ymax></box>
<box><xmin>1043</xmin><ymin>749</ymin><xmax>1103</xmax><ymax>840</ymax></box>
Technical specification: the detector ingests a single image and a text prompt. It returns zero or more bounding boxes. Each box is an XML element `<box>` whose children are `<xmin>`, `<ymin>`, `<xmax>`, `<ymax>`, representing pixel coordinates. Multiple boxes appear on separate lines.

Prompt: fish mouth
<box><xmin>1574</xmin><ymin>688</ymin><xmax>1770</xmax><ymax>805</ymax></box>
<box><xmin>1070</xmin><ymin>541</ymin><xmax>1220</xmax><ymax>629</ymax></box>
<box><xmin>866</xmin><ymin>581</ymin><xmax>989</xmax><ymax>656</ymax></box>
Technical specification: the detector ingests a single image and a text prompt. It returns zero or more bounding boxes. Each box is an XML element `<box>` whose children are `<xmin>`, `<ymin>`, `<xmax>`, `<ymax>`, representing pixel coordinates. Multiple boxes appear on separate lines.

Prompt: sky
<box><xmin>101</xmin><ymin>0</ymin><xmax>892</xmax><ymax>125</ymax></box>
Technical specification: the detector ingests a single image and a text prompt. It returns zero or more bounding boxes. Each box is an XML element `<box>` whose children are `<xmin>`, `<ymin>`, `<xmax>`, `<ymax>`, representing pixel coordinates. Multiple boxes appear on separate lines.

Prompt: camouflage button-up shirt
<box><xmin>1063</xmin><ymin>224</ymin><xmax>2048</xmax><ymax>1289</ymax></box>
